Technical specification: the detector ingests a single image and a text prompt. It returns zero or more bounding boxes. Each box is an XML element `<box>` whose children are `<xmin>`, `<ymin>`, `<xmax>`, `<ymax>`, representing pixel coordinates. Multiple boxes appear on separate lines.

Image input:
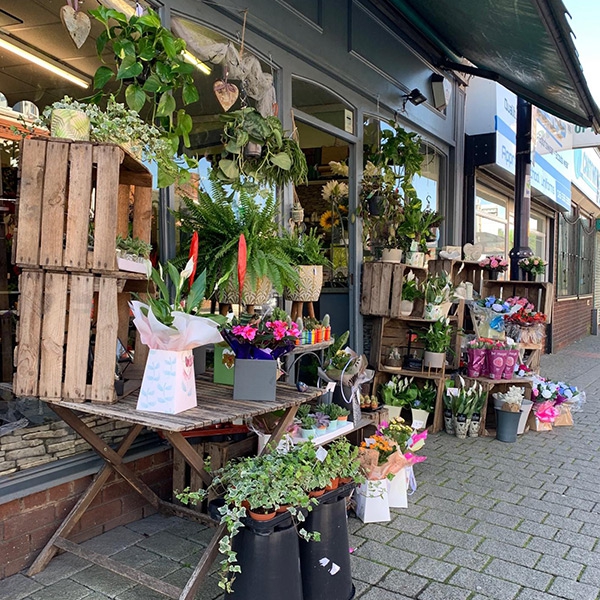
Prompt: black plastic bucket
<box><xmin>299</xmin><ymin>482</ymin><xmax>355</xmax><ymax>600</ymax></box>
<box><xmin>224</xmin><ymin>511</ymin><xmax>303</xmax><ymax>600</ymax></box>
<box><xmin>495</xmin><ymin>408</ymin><xmax>522</xmax><ymax>443</ymax></box>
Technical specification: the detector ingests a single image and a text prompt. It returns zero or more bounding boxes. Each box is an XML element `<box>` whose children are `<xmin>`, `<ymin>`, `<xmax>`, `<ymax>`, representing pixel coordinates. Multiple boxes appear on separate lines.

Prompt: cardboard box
<box><xmin>213</xmin><ymin>344</ymin><xmax>235</xmax><ymax>386</ymax></box>
<box><xmin>355</xmin><ymin>480</ymin><xmax>390</xmax><ymax>523</ymax></box>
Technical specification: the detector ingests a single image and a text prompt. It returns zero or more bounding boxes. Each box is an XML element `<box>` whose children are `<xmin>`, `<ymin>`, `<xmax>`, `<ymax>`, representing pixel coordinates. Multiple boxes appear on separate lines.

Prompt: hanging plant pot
<box><xmin>369</xmin><ymin>194</ymin><xmax>383</xmax><ymax>216</ymax></box>
<box><xmin>243</xmin><ymin>142</ymin><xmax>262</xmax><ymax>158</ymax></box>
<box><xmin>423</xmin><ymin>350</ymin><xmax>445</xmax><ymax>369</ymax></box>
<box><xmin>380</xmin><ymin>248</ymin><xmax>403</xmax><ymax>263</ymax></box>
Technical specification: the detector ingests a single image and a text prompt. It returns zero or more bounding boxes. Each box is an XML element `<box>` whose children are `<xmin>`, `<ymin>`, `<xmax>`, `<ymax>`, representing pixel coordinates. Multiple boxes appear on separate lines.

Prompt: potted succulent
<box><xmin>174</xmin><ymin>179</ymin><xmax>299</xmax><ymax>311</ymax></box>
<box><xmin>419</xmin><ymin>317</ymin><xmax>452</xmax><ymax>369</ymax></box>
<box><xmin>214</xmin><ymin>107</ymin><xmax>308</xmax><ymax>191</ymax></box>
<box><xmin>300</xmin><ymin>414</ymin><xmax>317</xmax><ymax>438</ymax></box>
<box><xmin>280</xmin><ymin>228</ymin><xmax>331</xmax><ymax>305</ymax></box>
<box><xmin>115</xmin><ymin>234</ymin><xmax>152</xmax><ymax>275</ymax></box>
<box><xmin>400</xmin><ymin>270</ymin><xmax>422</xmax><ymax>316</ymax></box>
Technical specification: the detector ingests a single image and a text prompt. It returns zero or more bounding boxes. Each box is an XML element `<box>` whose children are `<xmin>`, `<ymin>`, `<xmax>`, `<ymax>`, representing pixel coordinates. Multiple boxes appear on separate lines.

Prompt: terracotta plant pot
<box><xmin>248</xmin><ymin>509</ymin><xmax>277</xmax><ymax>521</ymax></box>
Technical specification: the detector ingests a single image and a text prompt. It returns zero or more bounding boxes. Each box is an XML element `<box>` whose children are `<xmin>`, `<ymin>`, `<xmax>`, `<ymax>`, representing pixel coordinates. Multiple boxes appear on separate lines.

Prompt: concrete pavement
<box><xmin>3</xmin><ymin>335</ymin><xmax>600</xmax><ymax>600</ymax></box>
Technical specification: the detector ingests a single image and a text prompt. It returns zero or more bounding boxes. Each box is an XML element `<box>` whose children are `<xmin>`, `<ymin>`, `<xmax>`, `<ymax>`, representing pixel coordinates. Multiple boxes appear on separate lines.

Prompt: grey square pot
<box><xmin>233</xmin><ymin>358</ymin><xmax>277</xmax><ymax>401</ymax></box>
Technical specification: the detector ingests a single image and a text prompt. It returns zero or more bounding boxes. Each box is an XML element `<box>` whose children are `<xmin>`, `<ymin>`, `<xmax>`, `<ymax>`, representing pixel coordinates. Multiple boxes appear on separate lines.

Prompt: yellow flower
<box><xmin>319</xmin><ymin>210</ymin><xmax>339</xmax><ymax>231</ymax></box>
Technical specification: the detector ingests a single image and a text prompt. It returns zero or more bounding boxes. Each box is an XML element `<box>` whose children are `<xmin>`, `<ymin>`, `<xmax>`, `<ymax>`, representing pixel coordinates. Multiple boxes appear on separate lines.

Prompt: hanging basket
<box><xmin>220</xmin><ymin>275</ymin><xmax>272</xmax><ymax>306</ymax></box>
<box><xmin>284</xmin><ymin>265</ymin><xmax>323</xmax><ymax>302</ymax></box>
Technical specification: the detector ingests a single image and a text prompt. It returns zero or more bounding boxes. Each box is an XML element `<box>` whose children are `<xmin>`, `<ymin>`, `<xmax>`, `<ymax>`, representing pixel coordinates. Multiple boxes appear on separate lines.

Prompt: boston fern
<box><xmin>174</xmin><ymin>180</ymin><xmax>298</xmax><ymax>299</ymax></box>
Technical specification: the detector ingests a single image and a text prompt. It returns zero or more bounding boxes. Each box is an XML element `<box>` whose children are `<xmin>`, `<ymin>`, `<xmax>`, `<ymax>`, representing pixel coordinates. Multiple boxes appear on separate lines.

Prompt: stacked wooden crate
<box><xmin>13</xmin><ymin>138</ymin><xmax>153</xmax><ymax>404</ymax></box>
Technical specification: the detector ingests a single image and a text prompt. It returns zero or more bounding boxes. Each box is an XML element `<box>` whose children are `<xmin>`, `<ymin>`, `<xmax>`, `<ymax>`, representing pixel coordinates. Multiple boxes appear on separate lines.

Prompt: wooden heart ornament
<box><xmin>60</xmin><ymin>5</ymin><xmax>91</xmax><ymax>50</ymax></box>
<box><xmin>463</xmin><ymin>242</ymin><xmax>484</xmax><ymax>262</ymax></box>
<box><xmin>213</xmin><ymin>80</ymin><xmax>239</xmax><ymax>112</ymax></box>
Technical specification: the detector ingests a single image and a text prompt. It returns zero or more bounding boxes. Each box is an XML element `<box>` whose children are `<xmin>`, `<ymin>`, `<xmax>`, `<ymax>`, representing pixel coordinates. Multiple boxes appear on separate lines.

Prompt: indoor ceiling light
<box><xmin>402</xmin><ymin>88</ymin><xmax>427</xmax><ymax>111</ymax></box>
<box><xmin>0</xmin><ymin>33</ymin><xmax>90</xmax><ymax>88</ymax></box>
<box><xmin>183</xmin><ymin>50</ymin><xmax>212</xmax><ymax>75</ymax></box>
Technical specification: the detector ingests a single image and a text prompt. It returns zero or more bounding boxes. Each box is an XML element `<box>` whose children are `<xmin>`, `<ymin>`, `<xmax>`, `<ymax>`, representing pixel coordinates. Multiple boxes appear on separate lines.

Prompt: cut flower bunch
<box><xmin>479</xmin><ymin>255</ymin><xmax>509</xmax><ymax>273</ymax></box>
<box><xmin>519</xmin><ymin>256</ymin><xmax>547</xmax><ymax>275</ymax></box>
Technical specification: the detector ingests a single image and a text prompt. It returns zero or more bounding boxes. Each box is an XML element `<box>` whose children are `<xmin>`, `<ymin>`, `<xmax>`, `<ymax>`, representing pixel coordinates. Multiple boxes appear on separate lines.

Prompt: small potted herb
<box><xmin>116</xmin><ymin>235</ymin><xmax>152</xmax><ymax>276</ymax></box>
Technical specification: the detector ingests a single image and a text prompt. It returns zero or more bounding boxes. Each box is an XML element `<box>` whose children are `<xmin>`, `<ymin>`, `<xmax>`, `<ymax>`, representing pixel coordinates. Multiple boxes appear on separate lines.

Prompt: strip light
<box><xmin>0</xmin><ymin>33</ymin><xmax>90</xmax><ymax>89</ymax></box>
<box><xmin>183</xmin><ymin>50</ymin><xmax>212</xmax><ymax>75</ymax></box>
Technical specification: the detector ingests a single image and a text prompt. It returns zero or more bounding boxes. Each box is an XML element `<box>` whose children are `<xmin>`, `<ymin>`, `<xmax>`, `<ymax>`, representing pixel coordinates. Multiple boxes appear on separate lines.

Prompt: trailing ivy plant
<box><xmin>89</xmin><ymin>6</ymin><xmax>199</xmax><ymax>186</ymax></box>
<box><xmin>215</xmin><ymin>107</ymin><xmax>308</xmax><ymax>191</ymax></box>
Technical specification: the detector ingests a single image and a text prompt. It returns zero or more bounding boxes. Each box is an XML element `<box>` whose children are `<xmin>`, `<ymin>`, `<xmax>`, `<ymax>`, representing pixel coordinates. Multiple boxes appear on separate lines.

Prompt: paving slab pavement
<box><xmin>2</xmin><ymin>335</ymin><xmax>600</xmax><ymax>599</ymax></box>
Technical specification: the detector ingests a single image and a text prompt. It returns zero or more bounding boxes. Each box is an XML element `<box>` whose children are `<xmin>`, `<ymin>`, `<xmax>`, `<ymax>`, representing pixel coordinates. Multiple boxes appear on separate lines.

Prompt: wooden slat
<box><xmin>14</xmin><ymin>271</ymin><xmax>44</xmax><ymax>396</ymax></box>
<box><xmin>64</xmin><ymin>143</ymin><xmax>93</xmax><ymax>270</ymax></box>
<box><xmin>39</xmin><ymin>141</ymin><xmax>70</xmax><ymax>268</ymax></box>
<box><xmin>54</xmin><ymin>538</ymin><xmax>182</xmax><ymax>600</ymax></box>
<box><xmin>15</xmin><ymin>139</ymin><xmax>47</xmax><ymax>266</ymax></box>
<box><xmin>360</xmin><ymin>262</ymin><xmax>373</xmax><ymax>315</ymax></box>
<box><xmin>117</xmin><ymin>184</ymin><xmax>131</xmax><ymax>238</ymax></box>
<box><xmin>91</xmin><ymin>277</ymin><xmax>118</xmax><ymax>403</ymax></box>
<box><xmin>370</xmin><ymin>317</ymin><xmax>385</xmax><ymax>370</ymax></box>
<box><xmin>63</xmin><ymin>275</ymin><xmax>94</xmax><ymax>401</ymax></box>
<box><xmin>132</xmin><ymin>185</ymin><xmax>153</xmax><ymax>243</ymax></box>
<box><xmin>376</xmin><ymin>263</ymin><xmax>393</xmax><ymax>315</ymax></box>
<box><xmin>39</xmin><ymin>273</ymin><xmax>69</xmax><ymax>399</ymax></box>
<box><xmin>92</xmin><ymin>145</ymin><xmax>121</xmax><ymax>271</ymax></box>
<box><xmin>389</xmin><ymin>263</ymin><xmax>406</xmax><ymax>318</ymax></box>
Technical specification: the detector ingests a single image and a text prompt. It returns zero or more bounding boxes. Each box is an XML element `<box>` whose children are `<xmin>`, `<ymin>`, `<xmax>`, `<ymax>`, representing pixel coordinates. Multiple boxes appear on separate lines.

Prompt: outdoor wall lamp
<box><xmin>402</xmin><ymin>88</ymin><xmax>427</xmax><ymax>110</ymax></box>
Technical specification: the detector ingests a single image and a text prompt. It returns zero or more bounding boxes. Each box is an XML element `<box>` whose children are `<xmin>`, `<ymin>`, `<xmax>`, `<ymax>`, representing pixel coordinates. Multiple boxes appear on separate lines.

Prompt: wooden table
<box><xmin>27</xmin><ymin>379</ymin><xmax>324</xmax><ymax>599</ymax></box>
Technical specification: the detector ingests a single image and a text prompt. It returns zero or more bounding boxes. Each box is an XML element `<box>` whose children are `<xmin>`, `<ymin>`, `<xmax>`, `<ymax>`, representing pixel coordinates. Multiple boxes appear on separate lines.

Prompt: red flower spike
<box><xmin>237</xmin><ymin>234</ymin><xmax>247</xmax><ymax>309</ymax></box>
<box><xmin>188</xmin><ymin>231</ymin><xmax>199</xmax><ymax>289</ymax></box>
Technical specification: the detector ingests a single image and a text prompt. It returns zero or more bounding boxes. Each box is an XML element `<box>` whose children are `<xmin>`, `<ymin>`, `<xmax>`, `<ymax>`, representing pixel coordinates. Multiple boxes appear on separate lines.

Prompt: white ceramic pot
<box><xmin>400</xmin><ymin>300</ymin><xmax>414</xmax><ymax>317</ymax></box>
<box><xmin>384</xmin><ymin>405</ymin><xmax>402</xmax><ymax>420</ymax></box>
<box><xmin>380</xmin><ymin>248</ymin><xmax>403</xmax><ymax>263</ymax></box>
<box><xmin>411</xmin><ymin>408</ymin><xmax>429</xmax><ymax>430</ymax></box>
<box><xmin>423</xmin><ymin>351</ymin><xmax>445</xmax><ymax>369</ymax></box>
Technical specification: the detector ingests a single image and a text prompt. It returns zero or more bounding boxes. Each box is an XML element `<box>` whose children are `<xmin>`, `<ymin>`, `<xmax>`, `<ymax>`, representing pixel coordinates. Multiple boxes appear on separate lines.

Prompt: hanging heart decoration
<box><xmin>60</xmin><ymin>4</ymin><xmax>92</xmax><ymax>49</ymax></box>
<box><xmin>213</xmin><ymin>80</ymin><xmax>239</xmax><ymax>112</ymax></box>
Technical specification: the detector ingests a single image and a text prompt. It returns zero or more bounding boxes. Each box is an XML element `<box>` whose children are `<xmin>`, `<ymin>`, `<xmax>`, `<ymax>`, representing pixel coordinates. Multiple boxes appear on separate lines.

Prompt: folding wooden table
<box><xmin>27</xmin><ymin>379</ymin><xmax>323</xmax><ymax>599</ymax></box>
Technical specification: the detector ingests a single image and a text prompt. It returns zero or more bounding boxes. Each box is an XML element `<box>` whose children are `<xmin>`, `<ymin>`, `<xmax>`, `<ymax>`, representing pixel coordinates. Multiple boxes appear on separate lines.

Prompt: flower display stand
<box><xmin>13</xmin><ymin>137</ymin><xmax>153</xmax><ymax>404</ymax></box>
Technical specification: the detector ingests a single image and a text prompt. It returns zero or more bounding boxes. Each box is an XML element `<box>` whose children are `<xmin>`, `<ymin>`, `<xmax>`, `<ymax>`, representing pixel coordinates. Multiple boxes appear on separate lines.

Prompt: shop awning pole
<box><xmin>509</xmin><ymin>97</ymin><xmax>534</xmax><ymax>279</ymax></box>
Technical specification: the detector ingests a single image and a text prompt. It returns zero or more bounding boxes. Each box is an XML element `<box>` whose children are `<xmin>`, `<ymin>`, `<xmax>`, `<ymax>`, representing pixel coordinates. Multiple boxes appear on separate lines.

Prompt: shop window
<box><xmin>475</xmin><ymin>188</ymin><xmax>508</xmax><ymax>256</ymax></box>
<box><xmin>557</xmin><ymin>211</ymin><xmax>595</xmax><ymax>298</ymax></box>
<box><xmin>292</xmin><ymin>78</ymin><xmax>355</xmax><ymax>134</ymax></box>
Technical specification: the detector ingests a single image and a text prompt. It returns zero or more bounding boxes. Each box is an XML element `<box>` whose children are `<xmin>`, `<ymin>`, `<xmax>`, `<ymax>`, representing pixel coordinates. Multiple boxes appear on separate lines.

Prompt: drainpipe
<box><xmin>509</xmin><ymin>97</ymin><xmax>533</xmax><ymax>279</ymax></box>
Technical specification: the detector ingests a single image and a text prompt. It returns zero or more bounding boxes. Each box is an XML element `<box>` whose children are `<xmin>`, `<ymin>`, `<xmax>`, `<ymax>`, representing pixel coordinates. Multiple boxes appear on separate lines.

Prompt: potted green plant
<box><xmin>214</xmin><ymin>107</ymin><xmax>308</xmax><ymax>191</ymax></box>
<box><xmin>174</xmin><ymin>179</ymin><xmax>299</xmax><ymax>311</ymax></box>
<box><xmin>38</xmin><ymin>95</ymin><xmax>194</xmax><ymax>188</ymax></box>
<box><xmin>379</xmin><ymin>375</ymin><xmax>418</xmax><ymax>419</ymax></box>
<box><xmin>280</xmin><ymin>228</ymin><xmax>331</xmax><ymax>304</ymax></box>
<box><xmin>299</xmin><ymin>414</ymin><xmax>317</xmax><ymax>438</ymax></box>
<box><xmin>115</xmin><ymin>234</ymin><xmax>152</xmax><ymax>275</ymax></box>
<box><xmin>419</xmin><ymin>317</ymin><xmax>452</xmax><ymax>369</ymax></box>
<box><xmin>89</xmin><ymin>6</ymin><xmax>198</xmax><ymax>175</ymax></box>
<box><xmin>410</xmin><ymin>381</ymin><xmax>437</xmax><ymax>430</ymax></box>
<box><xmin>400</xmin><ymin>270</ymin><xmax>422</xmax><ymax>316</ymax></box>
<box><xmin>422</xmin><ymin>271</ymin><xmax>453</xmax><ymax>320</ymax></box>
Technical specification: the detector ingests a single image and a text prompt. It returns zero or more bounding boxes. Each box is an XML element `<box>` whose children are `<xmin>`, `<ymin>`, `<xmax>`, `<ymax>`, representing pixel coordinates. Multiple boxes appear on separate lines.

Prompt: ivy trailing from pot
<box><xmin>214</xmin><ymin>107</ymin><xmax>308</xmax><ymax>191</ymax></box>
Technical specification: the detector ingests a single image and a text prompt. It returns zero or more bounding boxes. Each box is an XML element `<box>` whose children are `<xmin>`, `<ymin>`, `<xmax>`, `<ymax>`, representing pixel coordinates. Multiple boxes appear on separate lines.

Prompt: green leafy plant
<box><xmin>279</xmin><ymin>228</ymin><xmax>331</xmax><ymax>267</ymax></box>
<box><xmin>412</xmin><ymin>381</ymin><xmax>437</xmax><ymax>413</ymax></box>
<box><xmin>116</xmin><ymin>235</ymin><xmax>152</xmax><ymax>259</ymax></box>
<box><xmin>174</xmin><ymin>179</ymin><xmax>299</xmax><ymax>300</ymax></box>
<box><xmin>214</xmin><ymin>107</ymin><xmax>308</xmax><ymax>191</ymax></box>
<box><xmin>379</xmin><ymin>376</ymin><xmax>418</xmax><ymax>407</ymax></box>
<box><xmin>419</xmin><ymin>317</ymin><xmax>452</xmax><ymax>353</ymax></box>
<box><xmin>423</xmin><ymin>271</ymin><xmax>453</xmax><ymax>305</ymax></box>
<box><xmin>401</xmin><ymin>270</ymin><xmax>422</xmax><ymax>302</ymax></box>
<box><xmin>300</xmin><ymin>414</ymin><xmax>317</xmax><ymax>430</ymax></box>
<box><xmin>89</xmin><ymin>6</ymin><xmax>197</xmax><ymax>147</ymax></box>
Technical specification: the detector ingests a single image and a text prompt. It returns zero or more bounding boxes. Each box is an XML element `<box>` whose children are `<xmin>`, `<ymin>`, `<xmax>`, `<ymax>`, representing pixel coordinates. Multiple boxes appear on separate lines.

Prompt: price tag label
<box><xmin>315</xmin><ymin>447</ymin><xmax>328</xmax><ymax>462</ymax></box>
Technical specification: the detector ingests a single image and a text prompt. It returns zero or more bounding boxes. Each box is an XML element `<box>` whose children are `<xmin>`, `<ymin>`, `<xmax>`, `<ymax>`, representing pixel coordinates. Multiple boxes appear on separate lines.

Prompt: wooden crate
<box><xmin>13</xmin><ymin>269</ymin><xmax>148</xmax><ymax>403</ymax></box>
<box><xmin>429</xmin><ymin>259</ymin><xmax>485</xmax><ymax>294</ymax></box>
<box><xmin>361</xmin><ymin>262</ymin><xmax>428</xmax><ymax>317</ymax></box>
<box><xmin>481</xmin><ymin>281</ymin><xmax>554</xmax><ymax>322</ymax></box>
<box><xmin>14</xmin><ymin>138</ymin><xmax>152</xmax><ymax>272</ymax></box>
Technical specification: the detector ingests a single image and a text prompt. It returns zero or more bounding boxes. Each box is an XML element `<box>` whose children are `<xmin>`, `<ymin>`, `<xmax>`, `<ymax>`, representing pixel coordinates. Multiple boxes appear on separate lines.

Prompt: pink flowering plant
<box><xmin>220</xmin><ymin>314</ymin><xmax>300</xmax><ymax>360</ymax></box>
<box><xmin>519</xmin><ymin>256</ymin><xmax>547</xmax><ymax>275</ymax></box>
<box><xmin>479</xmin><ymin>255</ymin><xmax>509</xmax><ymax>273</ymax></box>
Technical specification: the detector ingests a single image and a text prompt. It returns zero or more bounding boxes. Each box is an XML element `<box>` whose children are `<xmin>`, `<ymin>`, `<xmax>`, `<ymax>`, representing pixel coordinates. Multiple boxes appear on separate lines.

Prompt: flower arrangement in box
<box><xmin>376</xmin><ymin>417</ymin><xmax>413</xmax><ymax>452</ymax></box>
<box><xmin>470</xmin><ymin>296</ymin><xmax>516</xmax><ymax>340</ymax></box>
<box><xmin>479</xmin><ymin>255</ymin><xmax>509</xmax><ymax>278</ymax></box>
<box><xmin>519</xmin><ymin>256</ymin><xmax>547</xmax><ymax>278</ymax></box>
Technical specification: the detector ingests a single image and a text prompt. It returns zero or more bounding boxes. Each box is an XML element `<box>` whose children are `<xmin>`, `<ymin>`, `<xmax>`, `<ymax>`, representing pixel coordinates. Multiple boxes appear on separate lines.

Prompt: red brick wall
<box><xmin>0</xmin><ymin>448</ymin><xmax>172</xmax><ymax>580</ymax></box>
<box><xmin>552</xmin><ymin>297</ymin><xmax>593</xmax><ymax>352</ymax></box>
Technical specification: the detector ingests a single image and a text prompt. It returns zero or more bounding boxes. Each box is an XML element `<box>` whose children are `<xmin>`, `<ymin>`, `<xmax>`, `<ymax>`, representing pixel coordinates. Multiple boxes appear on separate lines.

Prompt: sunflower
<box><xmin>319</xmin><ymin>210</ymin><xmax>339</xmax><ymax>231</ymax></box>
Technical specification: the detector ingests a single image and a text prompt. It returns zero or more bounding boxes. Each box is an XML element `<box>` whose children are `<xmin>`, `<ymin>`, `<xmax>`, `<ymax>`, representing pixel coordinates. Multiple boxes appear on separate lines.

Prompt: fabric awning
<box><xmin>386</xmin><ymin>0</ymin><xmax>600</xmax><ymax>130</ymax></box>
